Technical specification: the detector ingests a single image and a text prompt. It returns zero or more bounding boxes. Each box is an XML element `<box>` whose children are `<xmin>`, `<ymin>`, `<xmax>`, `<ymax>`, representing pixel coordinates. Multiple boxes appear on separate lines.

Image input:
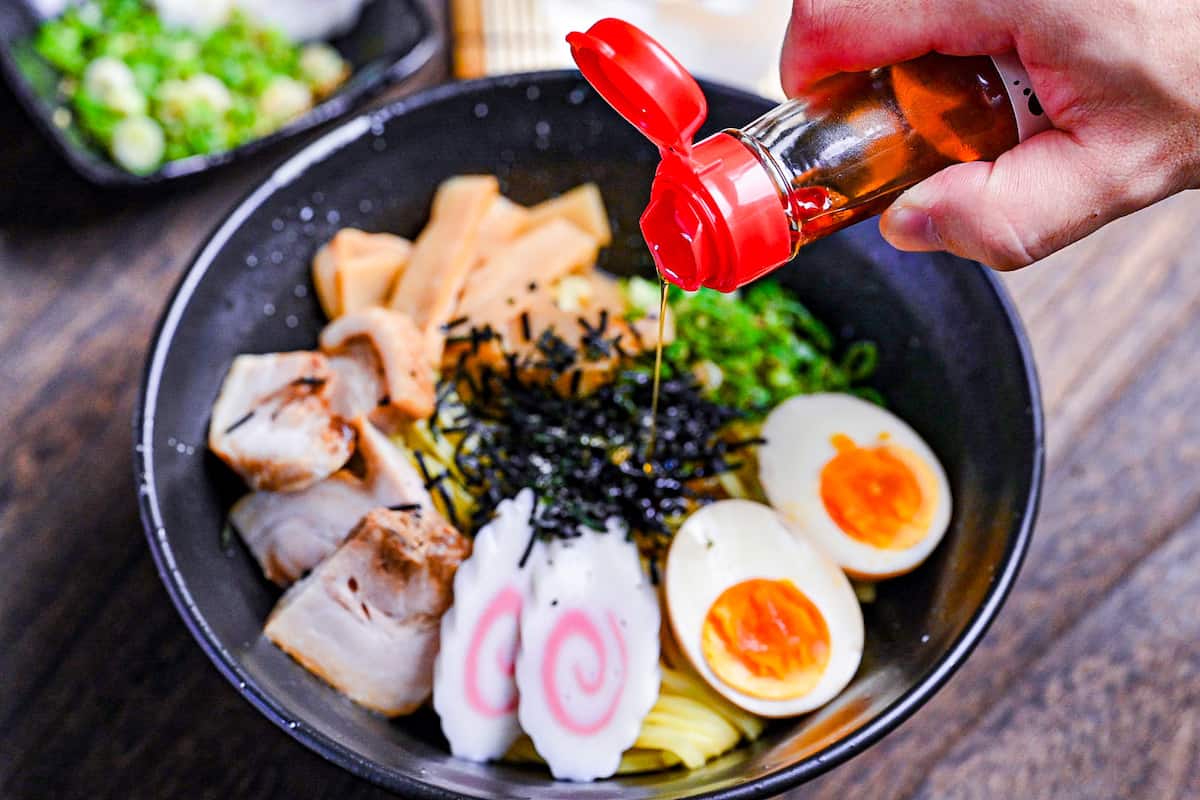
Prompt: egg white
<box><xmin>758</xmin><ymin>393</ymin><xmax>952</xmax><ymax>580</ymax></box>
<box><xmin>665</xmin><ymin>499</ymin><xmax>864</xmax><ymax>717</ymax></box>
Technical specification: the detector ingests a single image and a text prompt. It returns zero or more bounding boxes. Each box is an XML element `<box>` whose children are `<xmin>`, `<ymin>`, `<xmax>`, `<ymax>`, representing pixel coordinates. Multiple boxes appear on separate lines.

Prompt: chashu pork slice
<box><xmin>264</xmin><ymin>506</ymin><xmax>471</xmax><ymax>716</ymax></box>
<box><xmin>208</xmin><ymin>351</ymin><xmax>354</xmax><ymax>492</ymax></box>
<box><xmin>231</xmin><ymin>418</ymin><xmax>432</xmax><ymax>585</ymax></box>
<box><xmin>320</xmin><ymin>307</ymin><xmax>435</xmax><ymax>428</ymax></box>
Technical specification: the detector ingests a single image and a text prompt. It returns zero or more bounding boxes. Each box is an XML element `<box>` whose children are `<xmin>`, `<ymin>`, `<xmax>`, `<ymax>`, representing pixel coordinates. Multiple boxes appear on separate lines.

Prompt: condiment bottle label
<box><xmin>990</xmin><ymin>53</ymin><xmax>1052</xmax><ymax>141</ymax></box>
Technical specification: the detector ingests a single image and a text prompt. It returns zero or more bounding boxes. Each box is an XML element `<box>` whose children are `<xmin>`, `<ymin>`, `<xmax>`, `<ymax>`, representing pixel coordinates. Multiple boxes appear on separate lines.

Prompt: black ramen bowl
<box><xmin>135</xmin><ymin>72</ymin><xmax>1043</xmax><ymax>798</ymax></box>
<box><xmin>0</xmin><ymin>0</ymin><xmax>438</xmax><ymax>186</ymax></box>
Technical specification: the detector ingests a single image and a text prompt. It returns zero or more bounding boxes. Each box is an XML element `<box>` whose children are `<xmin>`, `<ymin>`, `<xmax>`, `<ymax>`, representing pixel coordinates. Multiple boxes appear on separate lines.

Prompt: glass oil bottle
<box><xmin>568</xmin><ymin>19</ymin><xmax>1050</xmax><ymax>291</ymax></box>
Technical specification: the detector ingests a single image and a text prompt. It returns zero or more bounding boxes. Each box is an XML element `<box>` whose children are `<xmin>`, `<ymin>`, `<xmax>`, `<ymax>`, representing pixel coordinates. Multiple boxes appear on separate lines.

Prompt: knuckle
<box><xmin>977</xmin><ymin>162</ymin><xmax>1048</xmax><ymax>268</ymax></box>
<box><xmin>927</xmin><ymin>163</ymin><xmax>1040</xmax><ymax>269</ymax></box>
<box><xmin>976</xmin><ymin>220</ymin><xmax>1037</xmax><ymax>269</ymax></box>
<box><xmin>787</xmin><ymin>0</ymin><xmax>844</xmax><ymax>49</ymax></box>
<box><xmin>787</xmin><ymin>0</ymin><xmax>821</xmax><ymax>33</ymax></box>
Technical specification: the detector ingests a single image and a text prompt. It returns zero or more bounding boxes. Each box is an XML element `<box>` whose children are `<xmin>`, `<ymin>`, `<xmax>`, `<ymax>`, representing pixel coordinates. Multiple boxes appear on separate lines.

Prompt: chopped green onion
<box><xmin>110</xmin><ymin>115</ymin><xmax>165</xmax><ymax>173</ymax></box>
<box><xmin>640</xmin><ymin>279</ymin><xmax>880</xmax><ymax>415</ymax></box>
<box><xmin>27</xmin><ymin>0</ymin><xmax>351</xmax><ymax>173</ymax></box>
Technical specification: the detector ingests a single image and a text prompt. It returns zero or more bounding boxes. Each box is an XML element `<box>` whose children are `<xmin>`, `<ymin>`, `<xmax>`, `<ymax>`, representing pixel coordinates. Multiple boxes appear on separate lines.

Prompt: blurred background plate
<box><xmin>0</xmin><ymin>0</ymin><xmax>441</xmax><ymax>186</ymax></box>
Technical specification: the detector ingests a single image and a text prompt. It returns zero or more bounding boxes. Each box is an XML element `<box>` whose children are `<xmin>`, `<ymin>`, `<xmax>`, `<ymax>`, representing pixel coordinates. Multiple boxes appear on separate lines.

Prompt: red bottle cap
<box><xmin>568</xmin><ymin>18</ymin><xmax>792</xmax><ymax>291</ymax></box>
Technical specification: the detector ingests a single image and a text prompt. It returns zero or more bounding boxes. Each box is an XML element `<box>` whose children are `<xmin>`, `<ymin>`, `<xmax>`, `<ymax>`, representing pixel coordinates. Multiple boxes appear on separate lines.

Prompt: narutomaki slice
<box><xmin>434</xmin><ymin>489</ymin><xmax>539</xmax><ymax>761</ymax></box>
<box><xmin>515</xmin><ymin>522</ymin><xmax>661</xmax><ymax>781</ymax></box>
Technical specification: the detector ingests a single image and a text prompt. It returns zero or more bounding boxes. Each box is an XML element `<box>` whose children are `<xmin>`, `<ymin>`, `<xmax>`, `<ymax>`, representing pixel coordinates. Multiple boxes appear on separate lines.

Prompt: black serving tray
<box><xmin>0</xmin><ymin>0</ymin><xmax>440</xmax><ymax>186</ymax></box>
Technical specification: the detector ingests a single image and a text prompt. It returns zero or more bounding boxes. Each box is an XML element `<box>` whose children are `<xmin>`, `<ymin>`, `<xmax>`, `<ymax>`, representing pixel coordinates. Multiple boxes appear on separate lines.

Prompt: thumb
<box><xmin>878</xmin><ymin>131</ymin><xmax>1137</xmax><ymax>269</ymax></box>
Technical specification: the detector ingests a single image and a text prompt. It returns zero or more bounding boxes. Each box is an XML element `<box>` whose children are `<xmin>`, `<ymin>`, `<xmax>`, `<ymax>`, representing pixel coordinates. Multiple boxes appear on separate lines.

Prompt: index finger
<box><xmin>781</xmin><ymin>0</ymin><xmax>1014</xmax><ymax>95</ymax></box>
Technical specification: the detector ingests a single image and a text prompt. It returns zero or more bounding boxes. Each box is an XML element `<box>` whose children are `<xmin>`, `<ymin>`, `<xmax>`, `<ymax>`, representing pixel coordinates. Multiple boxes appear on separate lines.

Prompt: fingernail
<box><xmin>881</xmin><ymin>205</ymin><xmax>941</xmax><ymax>251</ymax></box>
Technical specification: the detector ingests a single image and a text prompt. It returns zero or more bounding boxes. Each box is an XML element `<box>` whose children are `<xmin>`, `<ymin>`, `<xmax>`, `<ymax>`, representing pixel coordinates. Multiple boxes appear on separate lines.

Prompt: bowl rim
<box><xmin>134</xmin><ymin>70</ymin><xmax>1045</xmax><ymax>800</ymax></box>
<box><xmin>0</xmin><ymin>0</ymin><xmax>440</xmax><ymax>187</ymax></box>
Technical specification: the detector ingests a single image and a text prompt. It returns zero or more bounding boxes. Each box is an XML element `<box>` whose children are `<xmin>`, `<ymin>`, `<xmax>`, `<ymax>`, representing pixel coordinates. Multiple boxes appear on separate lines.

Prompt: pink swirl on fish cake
<box><xmin>541</xmin><ymin>609</ymin><xmax>628</xmax><ymax>735</ymax></box>
<box><xmin>465</xmin><ymin>585</ymin><xmax>522</xmax><ymax>717</ymax></box>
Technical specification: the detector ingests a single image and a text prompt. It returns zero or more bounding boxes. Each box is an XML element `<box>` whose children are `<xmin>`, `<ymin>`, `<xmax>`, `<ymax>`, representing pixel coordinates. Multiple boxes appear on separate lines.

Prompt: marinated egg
<box><xmin>666</xmin><ymin>500</ymin><xmax>864</xmax><ymax>717</ymax></box>
<box><xmin>758</xmin><ymin>393</ymin><xmax>952</xmax><ymax>580</ymax></box>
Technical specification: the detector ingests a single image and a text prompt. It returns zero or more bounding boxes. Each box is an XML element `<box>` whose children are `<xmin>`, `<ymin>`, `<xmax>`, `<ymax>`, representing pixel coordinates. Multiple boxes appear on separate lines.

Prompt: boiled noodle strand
<box><xmin>644</xmin><ymin>696</ymin><xmax>740</xmax><ymax>745</ymax></box>
<box><xmin>619</xmin><ymin>749</ymin><xmax>680</xmax><ymax>772</ymax></box>
<box><xmin>397</xmin><ymin>422</ymin><xmax>476</xmax><ymax>525</ymax></box>
<box><xmin>502</xmin><ymin>661</ymin><xmax>765</xmax><ymax>774</ymax></box>
<box><xmin>633</xmin><ymin>724</ymin><xmax>713</xmax><ymax>769</ymax></box>
<box><xmin>659</xmin><ymin>666</ymin><xmax>765</xmax><ymax>740</ymax></box>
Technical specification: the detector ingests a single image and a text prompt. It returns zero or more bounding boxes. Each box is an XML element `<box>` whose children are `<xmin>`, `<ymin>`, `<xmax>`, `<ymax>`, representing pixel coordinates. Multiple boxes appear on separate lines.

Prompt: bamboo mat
<box><xmin>450</xmin><ymin>0</ymin><xmax>790</xmax><ymax>100</ymax></box>
<box><xmin>451</xmin><ymin>0</ymin><xmax>572</xmax><ymax>78</ymax></box>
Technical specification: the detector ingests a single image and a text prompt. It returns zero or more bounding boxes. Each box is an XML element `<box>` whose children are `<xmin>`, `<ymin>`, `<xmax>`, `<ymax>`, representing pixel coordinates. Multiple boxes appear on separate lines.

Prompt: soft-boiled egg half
<box><xmin>666</xmin><ymin>499</ymin><xmax>864</xmax><ymax>717</ymax></box>
<box><xmin>759</xmin><ymin>393</ymin><xmax>952</xmax><ymax>580</ymax></box>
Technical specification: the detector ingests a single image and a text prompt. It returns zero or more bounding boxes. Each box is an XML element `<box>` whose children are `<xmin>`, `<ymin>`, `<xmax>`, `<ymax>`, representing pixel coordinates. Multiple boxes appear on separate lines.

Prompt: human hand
<box><xmin>781</xmin><ymin>0</ymin><xmax>1200</xmax><ymax>268</ymax></box>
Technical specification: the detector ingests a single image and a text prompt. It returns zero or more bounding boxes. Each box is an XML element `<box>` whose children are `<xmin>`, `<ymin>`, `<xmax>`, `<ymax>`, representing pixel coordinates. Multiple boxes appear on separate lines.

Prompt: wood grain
<box><xmin>3</xmin><ymin>8</ymin><xmax>1200</xmax><ymax>795</ymax></box>
<box><xmin>0</xmin><ymin>7</ymin><xmax>446</xmax><ymax>798</ymax></box>
<box><xmin>1003</xmin><ymin>191</ymin><xmax>1200</xmax><ymax>463</ymax></box>
<box><xmin>912</xmin><ymin>514</ymin><xmax>1200</xmax><ymax>800</ymax></box>
<box><xmin>798</xmin><ymin>192</ymin><xmax>1200</xmax><ymax>799</ymax></box>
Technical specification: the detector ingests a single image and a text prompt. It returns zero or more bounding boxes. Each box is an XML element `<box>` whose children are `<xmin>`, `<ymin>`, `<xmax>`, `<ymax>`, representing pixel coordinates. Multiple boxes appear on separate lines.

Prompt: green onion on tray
<box><xmin>33</xmin><ymin>0</ymin><xmax>350</xmax><ymax>174</ymax></box>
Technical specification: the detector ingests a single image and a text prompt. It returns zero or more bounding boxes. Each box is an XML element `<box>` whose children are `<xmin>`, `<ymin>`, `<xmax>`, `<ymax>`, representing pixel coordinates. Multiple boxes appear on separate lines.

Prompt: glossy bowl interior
<box><xmin>0</xmin><ymin>0</ymin><xmax>438</xmax><ymax>186</ymax></box>
<box><xmin>136</xmin><ymin>72</ymin><xmax>1043</xmax><ymax>799</ymax></box>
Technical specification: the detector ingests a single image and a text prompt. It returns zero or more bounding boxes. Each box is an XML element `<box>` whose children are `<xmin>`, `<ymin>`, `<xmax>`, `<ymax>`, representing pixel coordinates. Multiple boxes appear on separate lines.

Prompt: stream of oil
<box><xmin>646</xmin><ymin>278</ymin><xmax>669</xmax><ymax>465</ymax></box>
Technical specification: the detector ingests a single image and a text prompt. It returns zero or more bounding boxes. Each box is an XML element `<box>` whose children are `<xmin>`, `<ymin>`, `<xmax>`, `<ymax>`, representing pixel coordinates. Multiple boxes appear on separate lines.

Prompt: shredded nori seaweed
<box><xmin>223</xmin><ymin>410</ymin><xmax>255</xmax><ymax>434</ymax></box>
<box><xmin>433</xmin><ymin>320</ymin><xmax>752</xmax><ymax>561</ymax></box>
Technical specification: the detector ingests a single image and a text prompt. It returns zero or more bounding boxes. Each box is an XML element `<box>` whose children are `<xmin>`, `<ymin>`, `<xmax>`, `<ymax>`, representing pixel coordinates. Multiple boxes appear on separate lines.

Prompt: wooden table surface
<box><xmin>2</xmin><ymin>20</ymin><xmax>1199</xmax><ymax>800</ymax></box>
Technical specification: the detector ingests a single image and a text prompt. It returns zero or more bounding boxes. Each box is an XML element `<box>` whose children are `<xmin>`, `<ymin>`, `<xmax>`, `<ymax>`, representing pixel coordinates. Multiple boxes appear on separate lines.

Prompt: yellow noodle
<box><xmin>508</xmin><ymin>737</ymin><xmax>681</xmax><ymax>775</ymax></box>
<box><xmin>396</xmin><ymin>422</ymin><xmax>476</xmax><ymax>525</ymax></box>
<box><xmin>644</xmin><ymin>697</ymin><xmax>740</xmax><ymax>745</ymax></box>
<box><xmin>852</xmin><ymin>579</ymin><xmax>878</xmax><ymax>604</ymax></box>
<box><xmin>641</xmin><ymin>718</ymin><xmax>738</xmax><ymax>759</ymax></box>
<box><xmin>504</xmin><ymin>736</ymin><xmax>541</xmax><ymax>764</ymax></box>
<box><xmin>660</xmin><ymin>666</ymin><xmax>765</xmax><ymax>740</ymax></box>
<box><xmin>641</xmin><ymin>720</ymin><xmax>740</xmax><ymax>766</ymax></box>
<box><xmin>717</xmin><ymin>470</ymin><xmax>752</xmax><ymax>500</ymax></box>
<box><xmin>501</xmin><ymin>661</ymin><xmax>764</xmax><ymax>775</ymax></box>
<box><xmin>617</xmin><ymin>748</ymin><xmax>680</xmax><ymax>773</ymax></box>
<box><xmin>632</xmin><ymin>723</ymin><xmax>711</xmax><ymax>769</ymax></box>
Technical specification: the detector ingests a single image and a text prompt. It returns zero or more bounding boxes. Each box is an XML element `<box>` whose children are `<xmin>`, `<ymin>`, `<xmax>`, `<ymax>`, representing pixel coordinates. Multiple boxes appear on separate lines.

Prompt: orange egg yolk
<box><xmin>820</xmin><ymin>433</ymin><xmax>933</xmax><ymax>550</ymax></box>
<box><xmin>701</xmin><ymin>578</ymin><xmax>831</xmax><ymax>700</ymax></box>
